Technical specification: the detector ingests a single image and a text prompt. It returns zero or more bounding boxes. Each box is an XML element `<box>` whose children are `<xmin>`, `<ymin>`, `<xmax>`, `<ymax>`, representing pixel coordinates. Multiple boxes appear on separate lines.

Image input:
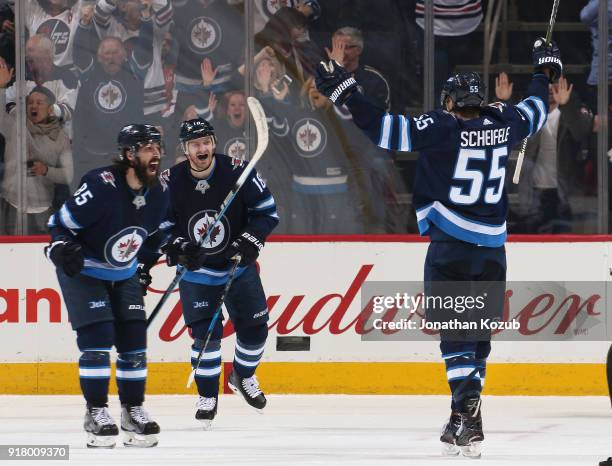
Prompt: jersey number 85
<box><xmin>449</xmin><ymin>146</ymin><xmax>507</xmax><ymax>205</ymax></box>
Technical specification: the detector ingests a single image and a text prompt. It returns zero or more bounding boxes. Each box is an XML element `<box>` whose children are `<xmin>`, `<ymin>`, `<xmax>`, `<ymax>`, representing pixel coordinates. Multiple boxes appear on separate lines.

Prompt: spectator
<box><xmin>172</xmin><ymin>0</ymin><xmax>244</xmax><ymax>121</ymax></box>
<box><xmin>72</xmin><ymin>14</ymin><xmax>152</xmax><ymax>182</ymax></box>
<box><xmin>0</xmin><ymin>66</ymin><xmax>73</xmax><ymax>234</ymax></box>
<box><xmin>253</xmin><ymin>0</ymin><xmax>321</xmax><ymax>34</ymax></box>
<box><xmin>93</xmin><ymin>0</ymin><xmax>174</xmax><ymax>121</ymax></box>
<box><xmin>326</xmin><ymin>31</ymin><xmax>407</xmax><ymax>233</ymax></box>
<box><xmin>0</xmin><ymin>1</ymin><xmax>14</xmax><ymax>69</ymax></box>
<box><xmin>255</xmin><ymin>7</ymin><xmax>324</xmax><ymax>85</ymax></box>
<box><xmin>5</xmin><ymin>34</ymin><xmax>77</xmax><ymax>124</ymax></box>
<box><xmin>329</xmin><ymin>27</ymin><xmax>390</xmax><ymax>111</ymax></box>
<box><xmin>496</xmin><ymin>72</ymin><xmax>593</xmax><ymax>233</ymax></box>
<box><xmin>282</xmin><ymin>77</ymin><xmax>364</xmax><ymax>234</ymax></box>
<box><xmin>580</xmin><ymin>0</ymin><xmax>612</xmax><ymax>110</ymax></box>
<box><xmin>415</xmin><ymin>0</ymin><xmax>483</xmax><ymax>104</ymax></box>
<box><xmin>26</xmin><ymin>0</ymin><xmax>83</xmax><ymax>68</ymax></box>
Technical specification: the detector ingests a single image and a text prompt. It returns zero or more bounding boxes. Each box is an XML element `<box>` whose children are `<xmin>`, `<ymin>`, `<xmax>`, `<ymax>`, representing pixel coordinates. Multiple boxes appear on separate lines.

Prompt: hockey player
<box><xmin>45</xmin><ymin>124</ymin><xmax>169</xmax><ymax>448</ymax></box>
<box><xmin>159</xmin><ymin>118</ymin><xmax>278</xmax><ymax>428</ymax></box>
<box><xmin>315</xmin><ymin>39</ymin><xmax>562</xmax><ymax>457</ymax></box>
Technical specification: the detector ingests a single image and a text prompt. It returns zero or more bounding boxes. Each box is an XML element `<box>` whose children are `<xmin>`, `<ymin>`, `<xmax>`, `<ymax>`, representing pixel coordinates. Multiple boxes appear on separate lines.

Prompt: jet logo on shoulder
<box><xmin>483</xmin><ymin>118</ymin><xmax>493</xmax><ymax>126</ymax></box>
<box><xmin>231</xmin><ymin>157</ymin><xmax>245</xmax><ymax>170</ymax></box>
<box><xmin>100</xmin><ymin>171</ymin><xmax>116</xmax><ymax>188</ymax></box>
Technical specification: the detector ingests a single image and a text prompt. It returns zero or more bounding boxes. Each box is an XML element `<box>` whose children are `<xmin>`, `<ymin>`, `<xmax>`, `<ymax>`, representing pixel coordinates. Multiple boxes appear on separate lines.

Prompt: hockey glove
<box><xmin>315</xmin><ymin>60</ymin><xmax>358</xmax><ymax>106</ymax></box>
<box><xmin>224</xmin><ymin>231</ymin><xmax>264</xmax><ymax>266</ymax></box>
<box><xmin>533</xmin><ymin>37</ymin><xmax>562</xmax><ymax>82</ymax></box>
<box><xmin>162</xmin><ymin>237</ymin><xmax>208</xmax><ymax>271</ymax></box>
<box><xmin>137</xmin><ymin>263</ymin><xmax>153</xmax><ymax>295</ymax></box>
<box><xmin>45</xmin><ymin>240</ymin><xmax>84</xmax><ymax>277</ymax></box>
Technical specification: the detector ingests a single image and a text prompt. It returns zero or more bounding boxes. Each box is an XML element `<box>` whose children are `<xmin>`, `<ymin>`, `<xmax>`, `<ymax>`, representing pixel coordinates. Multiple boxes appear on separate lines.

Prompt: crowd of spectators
<box><xmin>0</xmin><ymin>0</ymin><xmax>606</xmax><ymax>235</ymax></box>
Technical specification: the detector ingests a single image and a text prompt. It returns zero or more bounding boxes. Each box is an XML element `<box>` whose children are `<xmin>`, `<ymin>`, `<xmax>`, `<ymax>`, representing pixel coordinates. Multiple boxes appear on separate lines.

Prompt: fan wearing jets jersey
<box><xmin>159</xmin><ymin>118</ymin><xmax>278</xmax><ymax>428</ymax></box>
<box><xmin>316</xmin><ymin>38</ymin><xmax>562</xmax><ymax>457</ymax></box>
<box><xmin>45</xmin><ymin>124</ymin><xmax>169</xmax><ymax>449</ymax></box>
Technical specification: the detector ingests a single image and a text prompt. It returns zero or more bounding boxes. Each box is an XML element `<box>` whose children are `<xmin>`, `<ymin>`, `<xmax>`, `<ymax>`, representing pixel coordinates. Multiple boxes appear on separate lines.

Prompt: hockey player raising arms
<box><xmin>45</xmin><ymin>124</ymin><xmax>168</xmax><ymax>448</ymax></box>
<box><xmin>159</xmin><ymin>118</ymin><xmax>278</xmax><ymax>427</ymax></box>
<box><xmin>316</xmin><ymin>39</ymin><xmax>562</xmax><ymax>457</ymax></box>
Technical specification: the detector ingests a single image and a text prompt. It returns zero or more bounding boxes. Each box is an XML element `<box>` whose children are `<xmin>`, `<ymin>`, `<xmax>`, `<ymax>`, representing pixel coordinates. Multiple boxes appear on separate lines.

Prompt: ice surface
<box><xmin>0</xmin><ymin>395</ymin><xmax>610</xmax><ymax>466</ymax></box>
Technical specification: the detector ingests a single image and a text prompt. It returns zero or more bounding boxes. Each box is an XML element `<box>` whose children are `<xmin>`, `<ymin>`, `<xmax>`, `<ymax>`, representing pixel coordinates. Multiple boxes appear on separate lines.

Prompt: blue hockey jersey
<box><xmin>160</xmin><ymin>154</ymin><xmax>279</xmax><ymax>285</ymax></box>
<box><xmin>345</xmin><ymin>73</ymin><xmax>550</xmax><ymax>247</ymax></box>
<box><xmin>48</xmin><ymin>166</ymin><xmax>170</xmax><ymax>280</ymax></box>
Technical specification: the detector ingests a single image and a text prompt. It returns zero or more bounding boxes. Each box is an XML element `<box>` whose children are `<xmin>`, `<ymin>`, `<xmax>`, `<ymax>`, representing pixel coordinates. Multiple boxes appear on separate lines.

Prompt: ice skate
<box><xmin>440</xmin><ymin>410</ymin><xmax>461</xmax><ymax>456</ymax></box>
<box><xmin>84</xmin><ymin>405</ymin><xmax>118</xmax><ymax>448</ymax></box>
<box><xmin>195</xmin><ymin>396</ymin><xmax>217</xmax><ymax>429</ymax></box>
<box><xmin>228</xmin><ymin>371</ymin><xmax>266</xmax><ymax>411</ymax></box>
<box><xmin>455</xmin><ymin>397</ymin><xmax>484</xmax><ymax>458</ymax></box>
<box><xmin>121</xmin><ymin>404</ymin><xmax>160</xmax><ymax>447</ymax></box>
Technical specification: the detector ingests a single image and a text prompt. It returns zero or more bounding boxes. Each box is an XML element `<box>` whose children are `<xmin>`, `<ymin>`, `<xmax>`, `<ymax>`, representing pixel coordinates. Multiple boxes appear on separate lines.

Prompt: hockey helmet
<box><xmin>440</xmin><ymin>72</ymin><xmax>485</xmax><ymax>109</ymax></box>
<box><xmin>117</xmin><ymin>124</ymin><xmax>162</xmax><ymax>160</ymax></box>
<box><xmin>179</xmin><ymin>118</ymin><xmax>217</xmax><ymax>148</ymax></box>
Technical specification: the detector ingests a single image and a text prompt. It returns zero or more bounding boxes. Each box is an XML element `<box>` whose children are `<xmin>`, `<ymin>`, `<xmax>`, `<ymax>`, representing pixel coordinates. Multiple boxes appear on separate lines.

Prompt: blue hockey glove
<box><xmin>45</xmin><ymin>240</ymin><xmax>84</xmax><ymax>277</ymax></box>
<box><xmin>315</xmin><ymin>59</ymin><xmax>358</xmax><ymax>106</ymax></box>
<box><xmin>533</xmin><ymin>37</ymin><xmax>562</xmax><ymax>82</ymax></box>
<box><xmin>224</xmin><ymin>231</ymin><xmax>264</xmax><ymax>266</ymax></box>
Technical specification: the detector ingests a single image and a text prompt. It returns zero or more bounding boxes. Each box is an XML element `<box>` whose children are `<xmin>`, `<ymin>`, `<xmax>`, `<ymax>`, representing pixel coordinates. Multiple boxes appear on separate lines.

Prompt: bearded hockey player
<box><xmin>45</xmin><ymin>124</ymin><xmax>168</xmax><ymax>448</ymax></box>
<box><xmin>316</xmin><ymin>38</ymin><xmax>562</xmax><ymax>457</ymax></box>
<box><xmin>159</xmin><ymin>118</ymin><xmax>278</xmax><ymax>428</ymax></box>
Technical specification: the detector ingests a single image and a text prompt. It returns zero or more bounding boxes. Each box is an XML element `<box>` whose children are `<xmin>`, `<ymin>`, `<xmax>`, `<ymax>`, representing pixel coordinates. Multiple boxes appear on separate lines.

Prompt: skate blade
<box><xmin>123</xmin><ymin>431</ymin><xmax>158</xmax><ymax>448</ymax></box>
<box><xmin>86</xmin><ymin>433</ymin><xmax>116</xmax><ymax>448</ymax></box>
<box><xmin>459</xmin><ymin>442</ymin><xmax>482</xmax><ymax>459</ymax></box>
<box><xmin>228</xmin><ymin>381</ymin><xmax>265</xmax><ymax>414</ymax></box>
<box><xmin>441</xmin><ymin>441</ymin><xmax>460</xmax><ymax>456</ymax></box>
<box><xmin>198</xmin><ymin>419</ymin><xmax>214</xmax><ymax>430</ymax></box>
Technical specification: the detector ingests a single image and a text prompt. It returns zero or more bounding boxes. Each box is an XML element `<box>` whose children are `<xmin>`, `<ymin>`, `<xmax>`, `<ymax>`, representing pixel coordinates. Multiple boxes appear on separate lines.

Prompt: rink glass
<box><xmin>0</xmin><ymin>1</ymin><xmax>606</xmax><ymax>235</ymax></box>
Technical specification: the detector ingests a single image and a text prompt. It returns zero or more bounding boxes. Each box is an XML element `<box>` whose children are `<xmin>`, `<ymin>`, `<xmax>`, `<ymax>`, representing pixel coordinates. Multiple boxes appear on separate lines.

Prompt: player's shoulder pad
<box><xmin>426</xmin><ymin>109</ymin><xmax>458</xmax><ymax>126</ymax></box>
<box><xmin>216</xmin><ymin>153</ymin><xmax>247</xmax><ymax>172</ymax></box>
<box><xmin>486</xmin><ymin>101</ymin><xmax>508</xmax><ymax>114</ymax></box>
<box><xmin>82</xmin><ymin>166</ymin><xmax>119</xmax><ymax>191</ymax></box>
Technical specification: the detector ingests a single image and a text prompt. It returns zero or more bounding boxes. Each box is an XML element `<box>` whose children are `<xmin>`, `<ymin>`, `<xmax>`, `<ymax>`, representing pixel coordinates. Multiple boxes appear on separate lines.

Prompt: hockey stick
<box><xmin>146</xmin><ymin>96</ymin><xmax>269</xmax><ymax>327</ymax></box>
<box><xmin>607</xmin><ymin>343</ymin><xmax>612</xmax><ymax>408</ymax></box>
<box><xmin>186</xmin><ymin>255</ymin><xmax>241</xmax><ymax>388</ymax></box>
<box><xmin>512</xmin><ymin>0</ymin><xmax>560</xmax><ymax>184</ymax></box>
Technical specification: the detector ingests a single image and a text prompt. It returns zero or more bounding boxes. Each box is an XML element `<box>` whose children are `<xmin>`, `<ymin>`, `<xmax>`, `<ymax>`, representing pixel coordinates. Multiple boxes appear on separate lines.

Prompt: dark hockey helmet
<box><xmin>117</xmin><ymin>124</ymin><xmax>162</xmax><ymax>160</ymax></box>
<box><xmin>179</xmin><ymin>118</ymin><xmax>217</xmax><ymax>149</ymax></box>
<box><xmin>440</xmin><ymin>72</ymin><xmax>486</xmax><ymax>109</ymax></box>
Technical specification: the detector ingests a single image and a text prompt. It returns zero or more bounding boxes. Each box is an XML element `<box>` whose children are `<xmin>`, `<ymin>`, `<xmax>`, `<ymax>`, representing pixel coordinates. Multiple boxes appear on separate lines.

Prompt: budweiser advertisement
<box><xmin>1</xmin><ymin>240</ymin><xmax>611</xmax><ymax>364</ymax></box>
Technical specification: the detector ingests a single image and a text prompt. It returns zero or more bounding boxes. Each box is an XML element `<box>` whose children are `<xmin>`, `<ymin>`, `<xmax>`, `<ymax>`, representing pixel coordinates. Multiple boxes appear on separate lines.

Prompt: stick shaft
<box><xmin>512</xmin><ymin>0</ymin><xmax>561</xmax><ymax>185</ymax></box>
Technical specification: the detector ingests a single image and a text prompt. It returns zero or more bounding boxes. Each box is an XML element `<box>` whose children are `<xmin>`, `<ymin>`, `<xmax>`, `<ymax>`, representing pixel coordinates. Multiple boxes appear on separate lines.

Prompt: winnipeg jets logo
<box><xmin>483</xmin><ymin>118</ymin><xmax>493</xmax><ymax>126</ymax></box>
<box><xmin>194</xmin><ymin>180</ymin><xmax>209</xmax><ymax>194</ymax></box>
<box><xmin>100</xmin><ymin>171</ymin><xmax>116</xmax><ymax>188</ymax></box>
<box><xmin>263</xmin><ymin>0</ymin><xmax>290</xmax><ymax>18</ymax></box>
<box><xmin>188</xmin><ymin>16</ymin><xmax>222</xmax><ymax>54</ymax></box>
<box><xmin>188</xmin><ymin>210</ymin><xmax>230</xmax><ymax>254</ymax></box>
<box><xmin>225</xmin><ymin>138</ymin><xmax>248</xmax><ymax>160</ymax></box>
<box><xmin>104</xmin><ymin>227</ymin><xmax>147</xmax><ymax>267</ymax></box>
<box><xmin>95</xmin><ymin>80</ymin><xmax>126</xmax><ymax>113</ymax></box>
<box><xmin>292</xmin><ymin>118</ymin><xmax>327</xmax><ymax>158</ymax></box>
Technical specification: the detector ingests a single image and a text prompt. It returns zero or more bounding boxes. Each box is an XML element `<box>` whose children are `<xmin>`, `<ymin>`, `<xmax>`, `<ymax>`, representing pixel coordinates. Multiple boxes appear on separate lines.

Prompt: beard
<box><xmin>133</xmin><ymin>158</ymin><xmax>160</xmax><ymax>188</ymax></box>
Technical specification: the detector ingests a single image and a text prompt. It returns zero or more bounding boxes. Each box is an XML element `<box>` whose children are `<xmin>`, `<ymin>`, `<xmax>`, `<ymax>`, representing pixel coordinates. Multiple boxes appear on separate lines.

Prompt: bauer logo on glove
<box><xmin>315</xmin><ymin>60</ymin><xmax>358</xmax><ymax>106</ymax></box>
